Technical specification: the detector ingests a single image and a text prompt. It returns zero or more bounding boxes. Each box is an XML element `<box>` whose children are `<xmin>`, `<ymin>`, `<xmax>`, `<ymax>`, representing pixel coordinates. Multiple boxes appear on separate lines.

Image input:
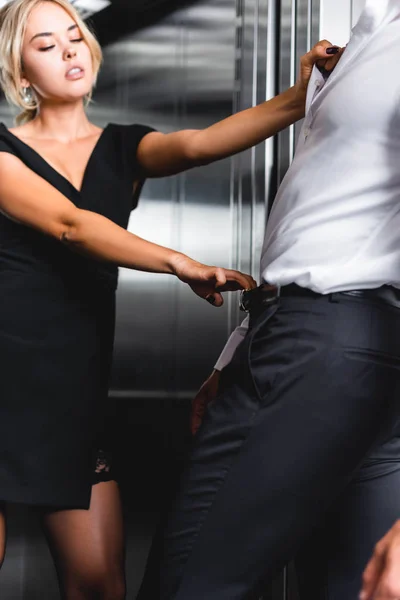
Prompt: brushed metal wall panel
<box><xmin>276</xmin><ymin>0</ymin><xmax>321</xmax><ymax>185</ymax></box>
<box><xmin>95</xmin><ymin>1</ymin><xmax>238</xmax><ymax>395</ymax></box>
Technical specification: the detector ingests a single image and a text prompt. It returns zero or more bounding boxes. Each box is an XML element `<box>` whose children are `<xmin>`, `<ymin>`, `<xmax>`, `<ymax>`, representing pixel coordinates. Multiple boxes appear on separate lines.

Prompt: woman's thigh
<box><xmin>295</xmin><ymin>435</ymin><xmax>400</xmax><ymax>600</ymax></box>
<box><xmin>40</xmin><ymin>481</ymin><xmax>125</xmax><ymax>599</ymax></box>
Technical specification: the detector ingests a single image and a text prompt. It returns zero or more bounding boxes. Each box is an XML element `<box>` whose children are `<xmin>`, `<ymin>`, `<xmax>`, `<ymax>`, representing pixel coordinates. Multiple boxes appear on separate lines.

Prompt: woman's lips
<box><xmin>65</xmin><ymin>67</ymin><xmax>85</xmax><ymax>80</ymax></box>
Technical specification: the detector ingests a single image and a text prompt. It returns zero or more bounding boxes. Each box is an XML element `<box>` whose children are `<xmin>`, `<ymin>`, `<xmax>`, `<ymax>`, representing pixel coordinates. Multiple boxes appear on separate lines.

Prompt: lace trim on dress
<box><xmin>93</xmin><ymin>449</ymin><xmax>114</xmax><ymax>484</ymax></box>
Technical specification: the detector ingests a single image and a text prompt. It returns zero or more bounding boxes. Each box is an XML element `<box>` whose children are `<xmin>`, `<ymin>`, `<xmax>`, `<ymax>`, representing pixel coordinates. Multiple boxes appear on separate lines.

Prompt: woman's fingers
<box><xmin>204</xmin><ymin>267</ymin><xmax>256</xmax><ymax>306</ymax></box>
<box><xmin>216</xmin><ymin>269</ymin><xmax>257</xmax><ymax>291</ymax></box>
<box><xmin>205</xmin><ymin>292</ymin><xmax>224</xmax><ymax>307</ymax></box>
<box><xmin>175</xmin><ymin>259</ymin><xmax>257</xmax><ymax>306</ymax></box>
<box><xmin>309</xmin><ymin>39</ymin><xmax>338</xmax><ymax>60</ymax></box>
<box><xmin>323</xmin><ymin>46</ymin><xmax>345</xmax><ymax>71</ymax></box>
<box><xmin>298</xmin><ymin>39</ymin><xmax>344</xmax><ymax>91</ymax></box>
<box><xmin>316</xmin><ymin>44</ymin><xmax>345</xmax><ymax>75</ymax></box>
<box><xmin>203</xmin><ymin>267</ymin><xmax>256</xmax><ymax>295</ymax></box>
<box><xmin>202</xmin><ymin>267</ymin><xmax>256</xmax><ymax>307</ymax></box>
<box><xmin>302</xmin><ymin>39</ymin><xmax>338</xmax><ymax>70</ymax></box>
<box><xmin>213</xmin><ymin>267</ymin><xmax>228</xmax><ymax>290</ymax></box>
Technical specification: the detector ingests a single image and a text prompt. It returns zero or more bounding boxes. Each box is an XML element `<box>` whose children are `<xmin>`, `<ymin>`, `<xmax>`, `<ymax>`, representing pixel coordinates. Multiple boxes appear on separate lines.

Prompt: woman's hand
<box><xmin>171</xmin><ymin>255</ymin><xmax>257</xmax><ymax>307</ymax></box>
<box><xmin>294</xmin><ymin>40</ymin><xmax>344</xmax><ymax>102</ymax></box>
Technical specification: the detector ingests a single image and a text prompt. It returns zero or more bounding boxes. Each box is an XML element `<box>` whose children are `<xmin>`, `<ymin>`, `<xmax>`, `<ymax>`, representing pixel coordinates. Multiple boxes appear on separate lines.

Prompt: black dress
<box><xmin>0</xmin><ymin>122</ymin><xmax>154</xmax><ymax>509</ymax></box>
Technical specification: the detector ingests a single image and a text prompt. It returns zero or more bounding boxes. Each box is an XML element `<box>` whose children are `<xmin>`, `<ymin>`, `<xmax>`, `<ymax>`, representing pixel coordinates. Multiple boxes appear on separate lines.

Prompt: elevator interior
<box><xmin>0</xmin><ymin>0</ymin><xmax>365</xmax><ymax>598</ymax></box>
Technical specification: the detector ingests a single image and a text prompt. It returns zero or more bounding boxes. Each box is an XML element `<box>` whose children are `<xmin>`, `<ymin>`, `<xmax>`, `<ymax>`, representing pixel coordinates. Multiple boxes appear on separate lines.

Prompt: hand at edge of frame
<box><xmin>360</xmin><ymin>520</ymin><xmax>400</xmax><ymax>600</ymax></box>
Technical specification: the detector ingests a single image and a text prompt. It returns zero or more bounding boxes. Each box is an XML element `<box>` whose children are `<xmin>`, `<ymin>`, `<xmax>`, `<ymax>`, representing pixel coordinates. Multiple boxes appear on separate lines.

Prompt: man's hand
<box><xmin>295</xmin><ymin>39</ymin><xmax>344</xmax><ymax>99</ymax></box>
<box><xmin>191</xmin><ymin>370</ymin><xmax>221</xmax><ymax>435</ymax></box>
<box><xmin>172</xmin><ymin>255</ymin><xmax>257</xmax><ymax>307</ymax></box>
<box><xmin>360</xmin><ymin>521</ymin><xmax>400</xmax><ymax>600</ymax></box>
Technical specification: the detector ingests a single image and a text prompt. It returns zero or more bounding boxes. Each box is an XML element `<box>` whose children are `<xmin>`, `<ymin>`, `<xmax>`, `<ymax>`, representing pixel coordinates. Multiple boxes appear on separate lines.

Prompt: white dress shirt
<box><xmin>216</xmin><ymin>0</ymin><xmax>400</xmax><ymax>371</ymax></box>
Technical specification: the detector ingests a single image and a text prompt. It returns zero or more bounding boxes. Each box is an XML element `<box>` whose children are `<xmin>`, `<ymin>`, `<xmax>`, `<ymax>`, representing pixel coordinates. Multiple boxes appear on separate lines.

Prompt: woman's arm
<box><xmin>136</xmin><ymin>40</ymin><xmax>342</xmax><ymax>177</ymax></box>
<box><xmin>0</xmin><ymin>154</ymin><xmax>256</xmax><ymax>305</ymax></box>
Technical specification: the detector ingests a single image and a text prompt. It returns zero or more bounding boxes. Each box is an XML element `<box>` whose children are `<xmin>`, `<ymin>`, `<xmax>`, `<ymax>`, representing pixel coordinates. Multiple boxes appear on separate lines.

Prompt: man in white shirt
<box><xmin>158</xmin><ymin>2</ymin><xmax>400</xmax><ymax>599</ymax></box>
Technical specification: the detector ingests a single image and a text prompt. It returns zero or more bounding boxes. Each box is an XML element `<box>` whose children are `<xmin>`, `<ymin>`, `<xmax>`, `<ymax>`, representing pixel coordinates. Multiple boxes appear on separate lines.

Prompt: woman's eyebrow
<box><xmin>29</xmin><ymin>24</ymin><xmax>78</xmax><ymax>43</ymax></box>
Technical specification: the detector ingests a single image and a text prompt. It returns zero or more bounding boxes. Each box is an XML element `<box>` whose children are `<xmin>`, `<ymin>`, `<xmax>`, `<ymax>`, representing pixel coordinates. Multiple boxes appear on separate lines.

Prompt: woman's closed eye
<box><xmin>39</xmin><ymin>38</ymin><xmax>84</xmax><ymax>52</ymax></box>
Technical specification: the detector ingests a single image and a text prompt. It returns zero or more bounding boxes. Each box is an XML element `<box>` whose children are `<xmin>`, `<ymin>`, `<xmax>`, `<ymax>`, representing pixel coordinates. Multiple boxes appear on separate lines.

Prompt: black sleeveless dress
<box><xmin>0</xmin><ymin>122</ymin><xmax>154</xmax><ymax>509</ymax></box>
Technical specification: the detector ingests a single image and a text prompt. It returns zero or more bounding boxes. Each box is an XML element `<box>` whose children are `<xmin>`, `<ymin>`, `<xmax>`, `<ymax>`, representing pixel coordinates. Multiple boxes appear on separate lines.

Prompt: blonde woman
<box><xmin>0</xmin><ymin>0</ymin><xmax>339</xmax><ymax>598</ymax></box>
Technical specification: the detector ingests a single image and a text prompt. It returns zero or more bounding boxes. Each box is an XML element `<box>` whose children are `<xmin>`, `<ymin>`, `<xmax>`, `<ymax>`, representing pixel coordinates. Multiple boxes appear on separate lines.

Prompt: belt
<box><xmin>240</xmin><ymin>283</ymin><xmax>400</xmax><ymax>313</ymax></box>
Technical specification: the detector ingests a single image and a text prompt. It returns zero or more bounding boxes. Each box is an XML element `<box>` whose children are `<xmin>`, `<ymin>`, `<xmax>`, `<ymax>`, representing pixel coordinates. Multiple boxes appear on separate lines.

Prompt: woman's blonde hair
<box><xmin>0</xmin><ymin>0</ymin><xmax>103</xmax><ymax>124</ymax></box>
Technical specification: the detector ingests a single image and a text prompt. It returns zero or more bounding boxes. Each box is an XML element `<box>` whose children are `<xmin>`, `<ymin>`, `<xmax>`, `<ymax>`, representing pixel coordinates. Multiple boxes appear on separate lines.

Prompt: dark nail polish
<box><xmin>206</xmin><ymin>295</ymin><xmax>216</xmax><ymax>305</ymax></box>
<box><xmin>326</xmin><ymin>47</ymin><xmax>339</xmax><ymax>55</ymax></box>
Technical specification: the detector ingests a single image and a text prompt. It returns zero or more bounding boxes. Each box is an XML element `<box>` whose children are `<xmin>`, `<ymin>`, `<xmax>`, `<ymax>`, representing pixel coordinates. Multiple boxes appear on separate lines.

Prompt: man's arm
<box><xmin>360</xmin><ymin>521</ymin><xmax>400</xmax><ymax>600</ymax></box>
<box><xmin>191</xmin><ymin>317</ymin><xmax>249</xmax><ymax>435</ymax></box>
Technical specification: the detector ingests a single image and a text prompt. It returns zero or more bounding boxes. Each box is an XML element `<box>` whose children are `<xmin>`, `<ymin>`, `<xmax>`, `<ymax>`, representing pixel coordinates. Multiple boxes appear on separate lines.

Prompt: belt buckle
<box><xmin>239</xmin><ymin>284</ymin><xmax>279</xmax><ymax>313</ymax></box>
<box><xmin>239</xmin><ymin>288</ymin><xmax>254</xmax><ymax>312</ymax></box>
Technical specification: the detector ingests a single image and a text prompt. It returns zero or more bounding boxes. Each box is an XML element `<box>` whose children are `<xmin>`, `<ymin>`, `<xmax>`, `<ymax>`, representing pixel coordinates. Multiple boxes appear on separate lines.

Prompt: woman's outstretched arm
<box><xmin>136</xmin><ymin>40</ymin><xmax>342</xmax><ymax>177</ymax></box>
<box><xmin>0</xmin><ymin>154</ymin><xmax>256</xmax><ymax>305</ymax></box>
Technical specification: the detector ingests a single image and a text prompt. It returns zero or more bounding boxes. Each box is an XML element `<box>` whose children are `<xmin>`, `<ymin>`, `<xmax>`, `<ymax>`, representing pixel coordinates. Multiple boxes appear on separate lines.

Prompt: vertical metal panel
<box><xmin>229</xmin><ymin>0</ymin><xmax>275</xmax><ymax>332</ymax></box>
<box><xmin>277</xmin><ymin>0</ymin><xmax>294</xmax><ymax>183</ymax></box>
<box><xmin>310</xmin><ymin>0</ymin><xmax>321</xmax><ymax>46</ymax></box>
<box><xmin>76</xmin><ymin>0</ymin><xmax>239</xmax><ymax>396</ymax></box>
<box><xmin>231</xmin><ymin>0</ymin><xmax>273</xmax><ymax>284</ymax></box>
<box><xmin>276</xmin><ymin>0</ymin><xmax>324</xmax><ymax>187</ymax></box>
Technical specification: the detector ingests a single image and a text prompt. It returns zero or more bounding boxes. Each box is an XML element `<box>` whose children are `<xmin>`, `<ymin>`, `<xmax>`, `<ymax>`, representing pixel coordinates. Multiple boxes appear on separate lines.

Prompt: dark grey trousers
<box><xmin>143</xmin><ymin>291</ymin><xmax>400</xmax><ymax>599</ymax></box>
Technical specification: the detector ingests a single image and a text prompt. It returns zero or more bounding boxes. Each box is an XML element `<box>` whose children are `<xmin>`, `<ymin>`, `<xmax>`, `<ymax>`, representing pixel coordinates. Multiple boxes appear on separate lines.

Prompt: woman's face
<box><xmin>21</xmin><ymin>1</ymin><xmax>94</xmax><ymax>104</ymax></box>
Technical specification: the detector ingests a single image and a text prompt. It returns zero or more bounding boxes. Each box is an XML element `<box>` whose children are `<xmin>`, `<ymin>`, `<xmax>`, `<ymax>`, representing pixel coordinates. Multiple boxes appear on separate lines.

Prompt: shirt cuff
<box><xmin>214</xmin><ymin>316</ymin><xmax>250</xmax><ymax>371</ymax></box>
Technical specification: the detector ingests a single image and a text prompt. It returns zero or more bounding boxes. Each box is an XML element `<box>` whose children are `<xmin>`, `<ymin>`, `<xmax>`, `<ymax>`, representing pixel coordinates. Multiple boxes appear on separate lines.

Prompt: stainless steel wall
<box><xmin>0</xmin><ymin>0</ymin><xmax>365</xmax><ymax>598</ymax></box>
<box><xmin>103</xmin><ymin>0</ymin><xmax>367</xmax><ymax>399</ymax></box>
<box><xmin>104</xmin><ymin>0</ymin><xmax>240</xmax><ymax>398</ymax></box>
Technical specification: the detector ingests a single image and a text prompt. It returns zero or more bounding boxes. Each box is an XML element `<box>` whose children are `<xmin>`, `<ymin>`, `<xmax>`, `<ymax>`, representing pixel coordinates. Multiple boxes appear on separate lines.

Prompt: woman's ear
<box><xmin>20</xmin><ymin>76</ymin><xmax>31</xmax><ymax>89</ymax></box>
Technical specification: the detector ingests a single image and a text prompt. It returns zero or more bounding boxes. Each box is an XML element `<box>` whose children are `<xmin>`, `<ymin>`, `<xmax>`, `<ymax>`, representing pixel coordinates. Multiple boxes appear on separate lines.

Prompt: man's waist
<box><xmin>240</xmin><ymin>283</ymin><xmax>400</xmax><ymax>313</ymax></box>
